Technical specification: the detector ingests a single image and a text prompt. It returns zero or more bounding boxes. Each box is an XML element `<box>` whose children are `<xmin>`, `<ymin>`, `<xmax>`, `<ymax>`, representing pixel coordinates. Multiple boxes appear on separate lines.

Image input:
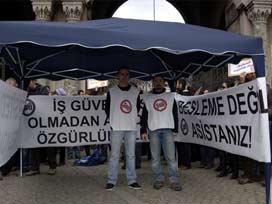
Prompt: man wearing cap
<box><xmin>140</xmin><ymin>75</ymin><xmax>181</xmax><ymax>191</ymax></box>
<box><xmin>105</xmin><ymin>67</ymin><xmax>141</xmax><ymax>190</ymax></box>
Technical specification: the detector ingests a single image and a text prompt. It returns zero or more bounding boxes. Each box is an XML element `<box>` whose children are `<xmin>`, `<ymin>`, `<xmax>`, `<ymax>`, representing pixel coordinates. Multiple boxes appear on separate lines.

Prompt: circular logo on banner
<box><xmin>153</xmin><ymin>99</ymin><xmax>167</xmax><ymax>112</ymax></box>
<box><xmin>180</xmin><ymin>118</ymin><xmax>189</xmax><ymax>135</ymax></box>
<box><xmin>23</xmin><ymin>99</ymin><xmax>36</xmax><ymax>116</ymax></box>
<box><xmin>120</xmin><ymin>100</ymin><xmax>132</xmax><ymax>114</ymax></box>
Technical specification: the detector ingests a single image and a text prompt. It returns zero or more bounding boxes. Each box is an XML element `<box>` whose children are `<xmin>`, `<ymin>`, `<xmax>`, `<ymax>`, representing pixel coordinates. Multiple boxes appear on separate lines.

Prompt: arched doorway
<box><xmin>113</xmin><ymin>0</ymin><xmax>185</xmax><ymax>23</ymax></box>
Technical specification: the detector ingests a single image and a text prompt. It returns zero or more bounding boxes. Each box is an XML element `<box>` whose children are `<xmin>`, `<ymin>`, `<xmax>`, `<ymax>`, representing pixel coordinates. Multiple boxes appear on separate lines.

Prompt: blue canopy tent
<box><xmin>0</xmin><ymin>17</ymin><xmax>269</xmax><ymax>203</ymax></box>
<box><xmin>0</xmin><ymin>17</ymin><xmax>265</xmax><ymax>82</ymax></box>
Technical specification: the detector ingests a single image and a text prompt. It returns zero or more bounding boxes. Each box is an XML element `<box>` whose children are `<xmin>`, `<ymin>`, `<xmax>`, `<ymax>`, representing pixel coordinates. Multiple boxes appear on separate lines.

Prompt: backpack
<box><xmin>73</xmin><ymin>148</ymin><xmax>107</xmax><ymax>166</ymax></box>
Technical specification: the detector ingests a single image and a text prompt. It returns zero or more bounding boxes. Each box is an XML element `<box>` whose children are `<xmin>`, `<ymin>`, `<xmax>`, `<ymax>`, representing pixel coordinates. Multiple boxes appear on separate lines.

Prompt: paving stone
<box><xmin>0</xmin><ymin>161</ymin><xmax>265</xmax><ymax>204</ymax></box>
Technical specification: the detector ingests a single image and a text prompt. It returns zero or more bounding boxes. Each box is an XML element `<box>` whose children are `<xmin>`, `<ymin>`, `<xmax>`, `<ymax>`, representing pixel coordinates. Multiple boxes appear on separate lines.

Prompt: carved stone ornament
<box><xmin>31</xmin><ymin>1</ymin><xmax>52</xmax><ymax>21</ymax></box>
<box><xmin>62</xmin><ymin>1</ymin><xmax>83</xmax><ymax>22</ymax></box>
<box><xmin>247</xmin><ymin>7</ymin><xmax>271</xmax><ymax>23</ymax></box>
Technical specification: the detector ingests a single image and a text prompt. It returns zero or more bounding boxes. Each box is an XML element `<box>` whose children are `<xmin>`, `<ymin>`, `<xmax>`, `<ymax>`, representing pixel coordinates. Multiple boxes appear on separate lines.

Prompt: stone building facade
<box><xmin>226</xmin><ymin>0</ymin><xmax>272</xmax><ymax>83</ymax></box>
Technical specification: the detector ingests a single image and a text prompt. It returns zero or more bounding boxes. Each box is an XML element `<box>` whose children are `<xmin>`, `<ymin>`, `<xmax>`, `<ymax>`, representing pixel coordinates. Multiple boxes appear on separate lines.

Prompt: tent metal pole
<box><xmin>2</xmin><ymin>46</ymin><xmax>22</xmax><ymax>79</ymax></box>
<box><xmin>149</xmin><ymin>50</ymin><xmax>174</xmax><ymax>78</ymax></box>
<box><xmin>15</xmin><ymin>48</ymin><xmax>24</xmax><ymax>76</ymax></box>
<box><xmin>265</xmin><ymin>162</ymin><xmax>271</xmax><ymax>204</ymax></box>
<box><xmin>265</xmin><ymin>121</ymin><xmax>272</xmax><ymax>204</ymax></box>
<box><xmin>26</xmin><ymin>47</ymin><xmax>73</xmax><ymax>68</ymax></box>
<box><xmin>4</xmin><ymin>46</ymin><xmax>17</xmax><ymax>64</ymax></box>
<box><xmin>25</xmin><ymin>46</ymin><xmax>74</xmax><ymax>77</ymax></box>
<box><xmin>215</xmin><ymin>54</ymin><xmax>234</xmax><ymax>68</ymax></box>
<box><xmin>153</xmin><ymin>0</ymin><xmax>156</xmax><ymax>21</ymax></box>
<box><xmin>20</xmin><ymin>148</ymin><xmax>23</xmax><ymax>177</ymax></box>
<box><xmin>20</xmin><ymin>79</ymin><xmax>24</xmax><ymax>177</ymax></box>
<box><xmin>25</xmin><ymin>54</ymin><xmax>62</xmax><ymax>77</ymax></box>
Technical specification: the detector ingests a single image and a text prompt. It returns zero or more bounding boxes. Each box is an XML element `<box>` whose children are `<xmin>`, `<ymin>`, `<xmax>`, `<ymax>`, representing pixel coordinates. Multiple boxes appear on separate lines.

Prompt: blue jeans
<box><xmin>108</xmin><ymin>131</ymin><xmax>137</xmax><ymax>185</ymax></box>
<box><xmin>149</xmin><ymin>129</ymin><xmax>180</xmax><ymax>183</ymax></box>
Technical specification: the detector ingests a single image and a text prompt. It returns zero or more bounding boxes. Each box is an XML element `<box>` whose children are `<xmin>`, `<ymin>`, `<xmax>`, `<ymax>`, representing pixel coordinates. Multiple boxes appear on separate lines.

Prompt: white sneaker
<box><xmin>47</xmin><ymin>168</ymin><xmax>56</xmax><ymax>175</ymax></box>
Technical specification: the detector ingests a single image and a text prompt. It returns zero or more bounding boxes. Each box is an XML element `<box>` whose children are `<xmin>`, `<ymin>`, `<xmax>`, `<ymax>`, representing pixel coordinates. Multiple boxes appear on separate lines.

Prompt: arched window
<box><xmin>113</xmin><ymin>0</ymin><xmax>185</xmax><ymax>23</ymax></box>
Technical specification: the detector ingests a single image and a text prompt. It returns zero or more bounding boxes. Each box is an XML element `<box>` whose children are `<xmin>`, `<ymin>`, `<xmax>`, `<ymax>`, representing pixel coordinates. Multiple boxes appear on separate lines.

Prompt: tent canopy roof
<box><xmin>0</xmin><ymin>18</ymin><xmax>265</xmax><ymax>80</ymax></box>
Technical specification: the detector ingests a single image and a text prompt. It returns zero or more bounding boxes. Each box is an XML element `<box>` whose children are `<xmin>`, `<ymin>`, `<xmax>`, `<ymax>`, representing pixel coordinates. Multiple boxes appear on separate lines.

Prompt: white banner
<box><xmin>19</xmin><ymin>95</ymin><xmax>113</xmax><ymax>148</ymax></box>
<box><xmin>17</xmin><ymin>78</ymin><xmax>271</xmax><ymax>162</ymax></box>
<box><xmin>0</xmin><ymin>80</ymin><xmax>27</xmax><ymax>167</ymax></box>
<box><xmin>176</xmin><ymin>77</ymin><xmax>270</xmax><ymax>162</ymax></box>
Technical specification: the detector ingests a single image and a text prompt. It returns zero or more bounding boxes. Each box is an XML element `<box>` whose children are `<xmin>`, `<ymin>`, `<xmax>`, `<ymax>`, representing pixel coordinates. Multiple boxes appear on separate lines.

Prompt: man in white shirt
<box><xmin>141</xmin><ymin>75</ymin><xmax>181</xmax><ymax>191</ymax></box>
<box><xmin>105</xmin><ymin>67</ymin><xmax>141</xmax><ymax>190</ymax></box>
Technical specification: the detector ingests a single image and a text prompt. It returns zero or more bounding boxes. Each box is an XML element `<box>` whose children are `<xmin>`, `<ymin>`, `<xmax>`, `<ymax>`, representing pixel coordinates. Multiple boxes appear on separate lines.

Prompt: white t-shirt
<box><xmin>143</xmin><ymin>92</ymin><xmax>175</xmax><ymax>131</ymax></box>
<box><xmin>109</xmin><ymin>86</ymin><xmax>140</xmax><ymax>131</ymax></box>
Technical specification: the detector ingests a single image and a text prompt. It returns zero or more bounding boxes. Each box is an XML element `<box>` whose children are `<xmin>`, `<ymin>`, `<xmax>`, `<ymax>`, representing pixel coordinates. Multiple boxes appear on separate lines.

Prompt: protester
<box><xmin>141</xmin><ymin>75</ymin><xmax>181</xmax><ymax>191</ymax></box>
<box><xmin>105</xmin><ymin>67</ymin><xmax>141</xmax><ymax>190</ymax></box>
<box><xmin>237</xmin><ymin>72</ymin><xmax>263</xmax><ymax>184</ymax></box>
<box><xmin>54</xmin><ymin>88</ymin><xmax>70</xmax><ymax>166</ymax></box>
<box><xmin>199</xmin><ymin>89</ymin><xmax>215</xmax><ymax>170</ymax></box>
<box><xmin>67</xmin><ymin>90</ymin><xmax>82</xmax><ymax>160</ymax></box>
<box><xmin>175</xmin><ymin>79</ymin><xmax>186</xmax><ymax>167</ymax></box>
<box><xmin>177</xmin><ymin>81</ymin><xmax>192</xmax><ymax>170</ymax></box>
<box><xmin>25</xmin><ymin>79</ymin><xmax>57</xmax><ymax>176</ymax></box>
<box><xmin>216</xmin><ymin>83</ymin><xmax>229</xmax><ymax>178</ymax></box>
<box><xmin>6</xmin><ymin>77</ymin><xmax>18</xmax><ymax>87</ymax></box>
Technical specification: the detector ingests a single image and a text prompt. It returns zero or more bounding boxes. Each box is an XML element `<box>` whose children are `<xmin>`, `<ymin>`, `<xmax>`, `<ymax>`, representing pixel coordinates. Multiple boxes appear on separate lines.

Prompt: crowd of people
<box><xmin>0</xmin><ymin>67</ymin><xmax>270</xmax><ymax>192</ymax></box>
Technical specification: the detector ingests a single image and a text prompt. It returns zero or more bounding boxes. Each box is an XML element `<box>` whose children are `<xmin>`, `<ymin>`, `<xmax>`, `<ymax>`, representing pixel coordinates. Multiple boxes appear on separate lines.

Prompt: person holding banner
<box><xmin>6</xmin><ymin>77</ymin><xmax>18</xmax><ymax>87</ymax></box>
<box><xmin>105</xmin><ymin>67</ymin><xmax>142</xmax><ymax>190</ymax></box>
<box><xmin>25</xmin><ymin>79</ymin><xmax>57</xmax><ymax>176</ymax></box>
<box><xmin>140</xmin><ymin>75</ymin><xmax>181</xmax><ymax>191</ymax></box>
<box><xmin>237</xmin><ymin>72</ymin><xmax>263</xmax><ymax>184</ymax></box>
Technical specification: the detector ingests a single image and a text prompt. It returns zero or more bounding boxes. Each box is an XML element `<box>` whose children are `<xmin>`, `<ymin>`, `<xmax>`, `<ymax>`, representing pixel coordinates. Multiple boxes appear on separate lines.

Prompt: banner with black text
<box><xmin>19</xmin><ymin>95</ymin><xmax>113</xmax><ymax>148</ymax></box>
<box><xmin>0</xmin><ymin>80</ymin><xmax>27</xmax><ymax>167</ymax></box>
<box><xmin>176</xmin><ymin>77</ymin><xmax>270</xmax><ymax>162</ymax></box>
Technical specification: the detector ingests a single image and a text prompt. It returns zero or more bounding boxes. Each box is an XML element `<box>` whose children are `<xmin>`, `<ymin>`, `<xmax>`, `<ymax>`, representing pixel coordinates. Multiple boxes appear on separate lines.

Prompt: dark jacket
<box><xmin>28</xmin><ymin>84</ymin><xmax>49</xmax><ymax>96</ymax></box>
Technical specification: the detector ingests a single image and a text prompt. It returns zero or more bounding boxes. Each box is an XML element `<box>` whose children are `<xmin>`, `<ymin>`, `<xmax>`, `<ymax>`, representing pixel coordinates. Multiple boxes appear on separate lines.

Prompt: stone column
<box><xmin>31</xmin><ymin>0</ymin><xmax>52</xmax><ymax>21</ymax></box>
<box><xmin>62</xmin><ymin>0</ymin><xmax>84</xmax><ymax>22</ymax></box>
<box><xmin>61</xmin><ymin>1</ymin><xmax>84</xmax><ymax>95</ymax></box>
<box><xmin>247</xmin><ymin>1</ymin><xmax>272</xmax><ymax>83</ymax></box>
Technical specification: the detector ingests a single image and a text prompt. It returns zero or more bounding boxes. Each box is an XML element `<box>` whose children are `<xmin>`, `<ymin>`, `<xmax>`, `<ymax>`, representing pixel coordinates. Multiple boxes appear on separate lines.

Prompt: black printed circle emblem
<box><xmin>120</xmin><ymin>100</ymin><xmax>132</xmax><ymax>114</ymax></box>
<box><xmin>23</xmin><ymin>99</ymin><xmax>36</xmax><ymax>116</ymax></box>
<box><xmin>153</xmin><ymin>99</ymin><xmax>167</xmax><ymax>112</ymax></box>
<box><xmin>180</xmin><ymin>118</ymin><xmax>188</xmax><ymax>135</ymax></box>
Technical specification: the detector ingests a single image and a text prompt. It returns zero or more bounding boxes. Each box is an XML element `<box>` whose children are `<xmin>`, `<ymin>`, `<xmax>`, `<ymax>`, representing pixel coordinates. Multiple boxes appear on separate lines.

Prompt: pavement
<box><xmin>0</xmin><ymin>160</ymin><xmax>265</xmax><ymax>204</ymax></box>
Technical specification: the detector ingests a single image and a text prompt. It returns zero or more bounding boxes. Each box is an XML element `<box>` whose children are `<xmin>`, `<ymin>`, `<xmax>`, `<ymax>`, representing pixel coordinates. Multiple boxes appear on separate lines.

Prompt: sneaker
<box><xmin>58</xmin><ymin>162</ymin><xmax>65</xmax><ymax>166</ymax></box>
<box><xmin>128</xmin><ymin>182</ymin><xmax>142</xmax><ymax>190</ymax></box>
<box><xmin>25</xmin><ymin>170</ymin><xmax>40</xmax><ymax>176</ymax></box>
<box><xmin>105</xmin><ymin>183</ymin><xmax>115</xmax><ymax>191</ymax></box>
<box><xmin>153</xmin><ymin>181</ymin><xmax>164</xmax><ymax>190</ymax></box>
<box><xmin>47</xmin><ymin>168</ymin><xmax>56</xmax><ymax>175</ymax></box>
<box><xmin>136</xmin><ymin>165</ymin><xmax>141</xmax><ymax>169</ymax></box>
<box><xmin>238</xmin><ymin>177</ymin><xmax>253</xmax><ymax>185</ymax></box>
<box><xmin>170</xmin><ymin>182</ymin><xmax>182</xmax><ymax>191</ymax></box>
<box><xmin>198</xmin><ymin>164</ymin><xmax>205</xmax><ymax>168</ymax></box>
<box><xmin>205</xmin><ymin>164</ymin><xmax>214</xmax><ymax>169</ymax></box>
<box><xmin>181</xmin><ymin>165</ymin><xmax>191</xmax><ymax>170</ymax></box>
